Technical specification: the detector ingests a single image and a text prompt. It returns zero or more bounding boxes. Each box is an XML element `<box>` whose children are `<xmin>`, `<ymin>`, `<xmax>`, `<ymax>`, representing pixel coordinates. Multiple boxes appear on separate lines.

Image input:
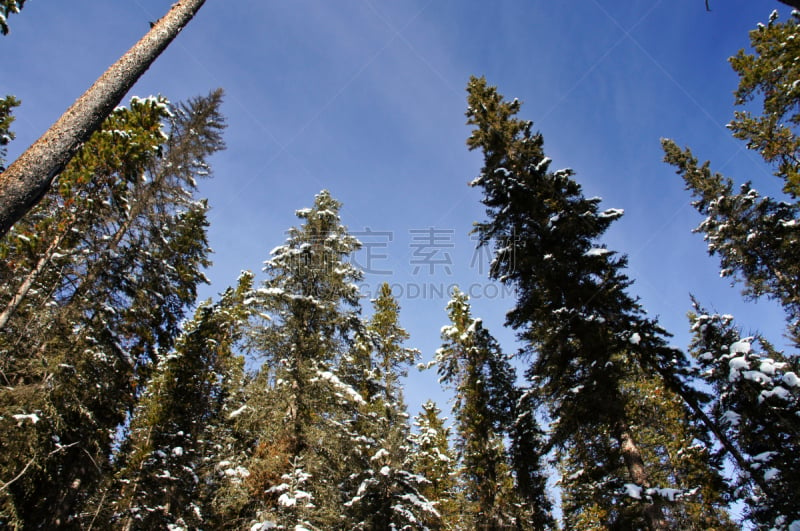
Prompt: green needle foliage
<box><xmin>0</xmin><ymin>95</ymin><xmax>19</xmax><ymax>170</ymax></box>
<box><xmin>0</xmin><ymin>90</ymin><xmax>224</xmax><ymax>529</ymax></box>
<box><xmin>434</xmin><ymin>287</ymin><xmax>553</xmax><ymax>530</ymax></box>
<box><xmin>242</xmin><ymin>191</ymin><xmax>366</xmax><ymax>529</ymax></box>
<box><xmin>466</xmin><ymin>76</ymin><xmax>732</xmax><ymax>530</ymax></box>
<box><xmin>729</xmin><ymin>9</ymin><xmax>800</xmax><ymax>198</ymax></box>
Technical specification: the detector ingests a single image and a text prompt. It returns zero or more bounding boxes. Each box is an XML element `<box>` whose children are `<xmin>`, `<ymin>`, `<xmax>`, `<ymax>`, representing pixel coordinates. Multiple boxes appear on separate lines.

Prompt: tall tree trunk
<box><xmin>0</xmin><ymin>0</ymin><xmax>206</xmax><ymax>238</ymax></box>
<box><xmin>615</xmin><ymin>421</ymin><xmax>668</xmax><ymax>531</ymax></box>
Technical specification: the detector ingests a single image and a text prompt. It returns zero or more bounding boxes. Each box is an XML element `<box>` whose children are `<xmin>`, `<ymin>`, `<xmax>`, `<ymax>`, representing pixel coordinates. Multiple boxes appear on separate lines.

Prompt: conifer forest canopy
<box><xmin>0</xmin><ymin>1</ymin><xmax>799</xmax><ymax>529</ymax></box>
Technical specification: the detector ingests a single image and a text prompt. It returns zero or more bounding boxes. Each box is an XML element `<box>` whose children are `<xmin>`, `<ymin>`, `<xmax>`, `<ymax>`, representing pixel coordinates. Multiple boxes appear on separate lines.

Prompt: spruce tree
<box><xmin>243</xmin><ymin>190</ymin><xmax>366</xmax><ymax>529</ymax></box>
<box><xmin>661</xmin><ymin>13</ymin><xmax>800</xmax><ymax>528</ymax></box>
<box><xmin>509</xmin><ymin>387</ymin><xmax>557</xmax><ymax>530</ymax></box>
<box><xmin>663</xmin><ymin>141</ymin><xmax>800</xmax><ymax>346</ymax></box>
<box><xmin>341</xmin><ymin>283</ymin><xmax>437</xmax><ymax>530</ymax></box>
<box><xmin>728</xmin><ymin>9</ymin><xmax>800</xmax><ymax>198</ymax></box>
<box><xmin>406</xmin><ymin>401</ymin><xmax>458</xmax><ymax>530</ymax></box>
<box><xmin>0</xmin><ymin>90</ymin><xmax>224</xmax><ymax>528</ymax></box>
<box><xmin>434</xmin><ymin>287</ymin><xmax>545</xmax><ymax>529</ymax></box>
<box><xmin>688</xmin><ymin>305</ymin><xmax>799</xmax><ymax>529</ymax></box>
<box><xmin>557</xmin><ymin>364</ymin><xmax>736</xmax><ymax>530</ymax></box>
<box><xmin>98</xmin><ymin>272</ymin><xmax>253</xmax><ymax>530</ymax></box>
<box><xmin>465</xmin><ymin>76</ymin><xmax>725</xmax><ymax>530</ymax></box>
<box><xmin>364</xmin><ymin>282</ymin><xmax>419</xmax><ymax>406</ymax></box>
<box><xmin>663</xmin><ymin>12</ymin><xmax>800</xmax><ymax>346</ymax></box>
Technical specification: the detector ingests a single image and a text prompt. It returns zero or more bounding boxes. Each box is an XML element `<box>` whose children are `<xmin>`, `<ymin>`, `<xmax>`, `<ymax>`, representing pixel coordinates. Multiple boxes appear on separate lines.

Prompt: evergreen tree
<box><xmin>364</xmin><ymin>282</ymin><xmax>419</xmax><ymax>406</ymax></box>
<box><xmin>557</xmin><ymin>364</ymin><xmax>736</xmax><ymax>530</ymax></box>
<box><xmin>406</xmin><ymin>401</ymin><xmax>458</xmax><ymax>530</ymax></box>
<box><xmin>508</xmin><ymin>388</ymin><xmax>556</xmax><ymax>530</ymax></box>
<box><xmin>0</xmin><ymin>90</ymin><xmax>224</xmax><ymax>528</ymax></box>
<box><xmin>465</xmin><ymin>76</ymin><xmax>725</xmax><ymax>530</ymax></box>
<box><xmin>663</xmin><ymin>12</ymin><xmax>800</xmax><ymax>346</ymax></box>
<box><xmin>663</xmin><ymin>141</ymin><xmax>800</xmax><ymax>346</ymax></box>
<box><xmin>621</xmin><ymin>369</ymin><xmax>736</xmax><ymax>531</ymax></box>
<box><xmin>97</xmin><ymin>272</ymin><xmax>253</xmax><ymax>530</ymax></box>
<box><xmin>728</xmin><ymin>9</ymin><xmax>800</xmax><ymax>198</ymax></box>
<box><xmin>434</xmin><ymin>287</ymin><xmax>539</xmax><ymax>529</ymax></box>
<box><xmin>343</xmin><ymin>445</ymin><xmax>440</xmax><ymax>531</ymax></box>
<box><xmin>661</xmin><ymin>13</ymin><xmax>800</xmax><ymax>528</ymax></box>
<box><xmin>688</xmin><ymin>305</ymin><xmax>800</xmax><ymax>529</ymax></box>
<box><xmin>341</xmin><ymin>283</ymin><xmax>437</xmax><ymax>530</ymax></box>
<box><xmin>243</xmin><ymin>190</ymin><xmax>366</xmax><ymax>529</ymax></box>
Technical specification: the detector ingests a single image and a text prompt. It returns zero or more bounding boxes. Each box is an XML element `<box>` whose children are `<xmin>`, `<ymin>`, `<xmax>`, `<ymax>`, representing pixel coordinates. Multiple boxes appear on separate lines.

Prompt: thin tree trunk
<box><xmin>615</xmin><ymin>421</ymin><xmax>668</xmax><ymax>531</ymax></box>
<box><xmin>0</xmin><ymin>220</ymin><xmax>70</xmax><ymax>329</ymax></box>
<box><xmin>121</xmin><ymin>424</ymin><xmax>156</xmax><ymax>531</ymax></box>
<box><xmin>0</xmin><ymin>0</ymin><xmax>206</xmax><ymax>238</ymax></box>
<box><xmin>651</xmin><ymin>363</ymin><xmax>777</xmax><ymax>501</ymax></box>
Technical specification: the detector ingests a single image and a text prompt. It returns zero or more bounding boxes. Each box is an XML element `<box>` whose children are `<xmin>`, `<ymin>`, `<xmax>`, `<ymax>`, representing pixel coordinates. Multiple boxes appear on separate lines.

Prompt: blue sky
<box><xmin>1</xmin><ymin>0</ymin><xmax>792</xmax><ymax>415</ymax></box>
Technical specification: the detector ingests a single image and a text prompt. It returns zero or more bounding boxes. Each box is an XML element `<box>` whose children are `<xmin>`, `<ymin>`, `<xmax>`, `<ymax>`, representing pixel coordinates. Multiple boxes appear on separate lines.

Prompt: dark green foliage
<box><xmin>662</xmin><ymin>13</ymin><xmax>800</xmax><ymax>529</ymax></box>
<box><xmin>344</xmin><ymin>447</ymin><xmax>439</xmax><ymax>531</ymax></box>
<box><xmin>728</xmin><ymin>9</ymin><xmax>800</xmax><ymax>198</ymax></box>
<box><xmin>509</xmin><ymin>389</ymin><xmax>557</xmax><ymax>530</ymax></box>
<box><xmin>688</xmin><ymin>305</ymin><xmax>800</xmax><ymax>529</ymax></box>
<box><xmin>406</xmin><ymin>401</ymin><xmax>458</xmax><ymax>529</ymax></box>
<box><xmin>663</xmin><ymin>141</ymin><xmax>800</xmax><ymax>346</ymax></box>
<box><xmin>0</xmin><ymin>90</ymin><xmax>224</xmax><ymax>528</ymax></box>
<box><xmin>100</xmin><ymin>272</ymin><xmax>253</xmax><ymax>530</ymax></box>
<box><xmin>465</xmin><ymin>76</ymin><xmax>732</xmax><ymax>530</ymax></box>
<box><xmin>242</xmin><ymin>190</ymin><xmax>366</xmax><ymax>529</ymax></box>
<box><xmin>342</xmin><ymin>283</ymin><xmax>437</xmax><ymax>530</ymax></box>
<box><xmin>434</xmin><ymin>287</ymin><xmax>550</xmax><ymax>530</ymax></box>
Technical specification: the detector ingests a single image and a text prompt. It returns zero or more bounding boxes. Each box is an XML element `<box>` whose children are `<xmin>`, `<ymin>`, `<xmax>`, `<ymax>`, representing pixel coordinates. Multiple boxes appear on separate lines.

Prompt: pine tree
<box><xmin>0</xmin><ymin>90</ymin><xmax>224</xmax><ymax>528</ymax></box>
<box><xmin>364</xmin><ymin>282</ymin><xmax>419</xmax><ymax>406</ymax></box>
<box><xmin>343</xmin><ymin>444</ymin><xmax>440</xmax><ymax>531</ymax></box>
<box><xmin>341</xmin><ymin>283</ymin><xmax>437</xmax><ymax>530</ymax></box>
<box><xmin>243</xmin><ymin>190</ymin><xmax>366</xmax><ymax>529</ymax></box>
<box><xmin>661</xmin><ymin>13</ymin><xmax>800</xmax><ymax>528</ymax></box>
<box><xmin>662</xmin><ymin>11</ymin><xmax>800</xmax><ymax>346</ymax></box>
<box><xmin>509</xmin><ymin>388</ymin><xmax>556</xmax><ymax>530</ymax></box>
<box><xmin>406</xmin><ymin>401</ymin><xmax>458</xmax><ymax>530</ymax></box>
<box><xmin>728</xmin><ymin>9</ymin><xmax>800</xmax><ymax>198</ymax></box>
<box><xmin>663</xmin><ymin>141</ymin><xmax>800</xmax><ymax>346</ymax></box>
<box><xmin>434</xmin><ymin>287</ymin><xmax>538</xmax><ymax>529</ymax></box>
<box><xmin>465</xmin><ymin>76</ymin><xmax>726</xmax><ymax>530</ymax></box>
<box><xmin>97</xmin><ymin>272</ymin><xmax>253</xmax><ymax>530</ymax></box>
<box><xmin>622</xmin><ymin>369</ymin><xmax>736</xmax><ymax>531</ymax></box>
<box><xmin>557</xmin><ymin>364</ymin><xmax>736</xmax><ymax>530</ymax></box>
<box><xmin>688</xmin><ymin>305</ymin><xmax>800</xmax><ymax>529</ymax></box>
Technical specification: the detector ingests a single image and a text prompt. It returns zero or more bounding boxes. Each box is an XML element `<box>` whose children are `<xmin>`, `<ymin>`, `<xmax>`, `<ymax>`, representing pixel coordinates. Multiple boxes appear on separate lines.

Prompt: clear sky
<box><xmin>1</xmin><ymin>0</ymin><xmax>792</xmax><ymax>415</ymax></box>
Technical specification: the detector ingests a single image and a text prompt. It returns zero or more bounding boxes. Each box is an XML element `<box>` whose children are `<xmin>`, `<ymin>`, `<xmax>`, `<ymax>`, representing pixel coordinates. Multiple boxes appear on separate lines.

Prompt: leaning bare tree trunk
<box><xmin>0</xmin><ymin>0</ymin><xmax>206</xmax><ymax>238</ymax></box>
